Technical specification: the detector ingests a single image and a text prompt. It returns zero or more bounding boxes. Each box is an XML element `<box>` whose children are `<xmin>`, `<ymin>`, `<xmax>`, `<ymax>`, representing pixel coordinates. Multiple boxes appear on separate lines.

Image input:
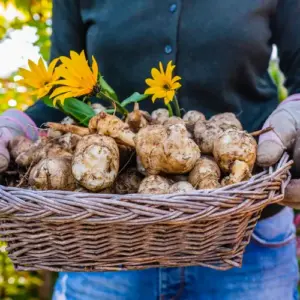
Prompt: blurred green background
<box><xmin>0</xmin><ymin>1</ymin><xmax>293</xmax><ymax>299</ymax></box>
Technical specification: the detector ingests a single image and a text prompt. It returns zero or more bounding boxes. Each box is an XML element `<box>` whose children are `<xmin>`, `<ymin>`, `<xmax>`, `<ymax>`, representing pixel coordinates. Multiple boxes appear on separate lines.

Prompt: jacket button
<box><xmin>164</xmin><ymin>45</ymin><xmax>172</xmax><ymax>54</ymax></box>
<box><xmin>169</xmin><ymin>4</ymin><xmax>177</xmax><ymax>13</ymax></box>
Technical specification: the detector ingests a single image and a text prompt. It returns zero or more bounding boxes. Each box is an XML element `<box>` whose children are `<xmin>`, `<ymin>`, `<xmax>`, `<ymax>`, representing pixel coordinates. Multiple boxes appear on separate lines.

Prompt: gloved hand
<box><xmin>0</xmin><ymin>109</ymin><xmax>38</xmax><ymax>172</ymax></box>
<box><xmin>257</xmin><ymin>95</ymin><xmax>300</xmax><ymax>208</ymax></box>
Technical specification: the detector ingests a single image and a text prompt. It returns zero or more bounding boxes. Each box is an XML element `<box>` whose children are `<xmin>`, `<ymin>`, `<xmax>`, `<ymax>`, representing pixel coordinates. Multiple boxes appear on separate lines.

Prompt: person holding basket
<box><xmin>1</xmin><ymin>0</ymin><xmax>300</xmax><ymax>299</ymax></box>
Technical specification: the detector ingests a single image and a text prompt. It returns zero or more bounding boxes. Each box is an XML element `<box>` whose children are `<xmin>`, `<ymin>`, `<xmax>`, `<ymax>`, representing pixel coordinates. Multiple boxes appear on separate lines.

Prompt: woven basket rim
<box><xmin>0</xmin><ymin>153</ymin><xmax>292</xmax><ymax>224</ymax></box>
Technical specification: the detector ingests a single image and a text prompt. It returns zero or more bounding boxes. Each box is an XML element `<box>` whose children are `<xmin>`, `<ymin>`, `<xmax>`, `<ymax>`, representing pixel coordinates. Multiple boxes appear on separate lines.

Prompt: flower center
<box><xmin>92</xmin><ymin>84</ymin><xmax>101</xmax><ymax>95</ymax></box>
<box><xmin>163</xmin><ymin>83</ymin><xmax>171</xmax><ymax>91</ymax></box>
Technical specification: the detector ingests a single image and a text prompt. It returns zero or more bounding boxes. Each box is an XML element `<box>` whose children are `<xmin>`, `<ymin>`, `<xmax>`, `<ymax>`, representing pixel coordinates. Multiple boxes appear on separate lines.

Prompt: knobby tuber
<box><xmin>151</xmin><ymin>108</ymin><xmax>169</xmax><ymax>125</ymax></box>
<box><xmin>188</xmin><ymin>156</ymin><xmax>221</xmax><ymax>189</ymax></box>
<box><xmin>72</xmin><ymin>134</ymin><xmax>119</xmax><ymax>191</ymax></box>
<box><xmin>135</xmin><ymin>124</ymin><xmax>200</xmax><ymax>175</ymax></box>
<box><xmin>89</xmin><ymin>112</ymin><xmax>136</xmax><ymax>147</ymax></box>
<box><xmin>183</xmin><ymin>110</ymin><xmax>206</xmax><ymax>132</ymax></box>
<box><xmin>194</xmin><ymin>113</ymin><xmax>242</xmax><ymax>154</ymax></box>
<box><xmin>57</xmin><ymin>133</ymin><xmax>81</xmax><ymax>152</ymax></box>
<box><xmin>213</xmin><ymin>129</ymin><xmax>257</xmax><ymax>185</ymax></box>
<box><xmin>29</xmin><ymin>157</ymin><xmax>76</xmax><ymax>191</ymax></box>
<box><xmin>138</xmin><ymin>175</ymin><xmax>171</xmax><ymax>194</ymax></box>
<box><xmin>7</xmin><ymin>106</ymin><xmax>262</xmax><ymax>194</ymax></box>
<box><xmin>9</xmin><ymin>136</ymin><xmax>33</xmax><ymax>160</ymax></box>
<box><xmin>126</xmin><ymin>102</ymin><xmax>151</xmax><ymax>133</ymax></box>
<box><xmin>169</xmin><ymin>181</ymin><xmax>195</xmax><ymax>193</ymax></box>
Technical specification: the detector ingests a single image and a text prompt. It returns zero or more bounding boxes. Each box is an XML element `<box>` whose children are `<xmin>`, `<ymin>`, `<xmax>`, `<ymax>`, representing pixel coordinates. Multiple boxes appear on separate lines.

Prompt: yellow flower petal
<box><xmin>37</xmin><ymin>86</ymin><xmax>51</xmax><ymax>98</ymax></box>
<box><xmin>59</xmin><ymin>56</ymin><xmax>83</xmax><ymax>79</ymax></box>
<box><xmin>28</xmin><ymin>59</ymin><xmax>48</xmax><ymax>80</ymax></box>
<box><xmin>19</xmin><ymin>68</ymin><xmax>34</xmax><ymax>78</ymax></box>
<box><xmin>164</xmin><ymin>97</ymin><xmax>171</xmax><ymax>105</ymax></box>
<box><xmin>171</xmin><ymin>76</ymin><xmax>181</xmax><ymax>83</ymax></box>
<box><xmin>148</xmin><ymin>87</ymin><xmax>166</xmax><ymax>95</ymax></box>
<box><xmin>152</xmin><ymin>94</ymin><xmax>158</xmax><ymax>103</ymax></box>
<box><xmin>156</xmin><ymin>90</ymin><xmax>167</xmax><ymax>98</ymax></box>
<box><xmin>18</xmin><ymin>56</ymin><xmax>61</xmax><ymax>98</ymax></box>
<box><xmin>78</xmin><ymin>51</ymin><xmax>95</xmax><ymax>84</ymax></box>
<box><xmin>166</xmin><ymin>61</ymin><xmax>175</xmax><ymax>82</ymax></box>
<box><xmin>145</xmin><ymin>78</ymin><xmax>161</xmax><ymax>87</ymax></box>
<box><xmin>172</xmin><ymin>82</ymin><xmax>181</xmax><ymax>89</ymax></box>
<box><xmin>151</xmin><ymin>68</ymin><xmax>164</xmax><ymax>80</ymax></box>
<box><xmin>53</xmin><ymin>79</ymin><xmax>82</xmax><ymax>88</ymax></box>
<box><xmin>18</xmin><ymin>78</ymin><xmax>41</xmax><ymax>89</ymax></box>
<box><xmin>159</xmin><ymin>62</ymin><xmax>164</xmax><ymax>75</ymax></box>
<box><xmin>48</xmin><ymin>58</ymin><xmax>60</xmax><ymax>76</ymax></box>
<box><xmin>50</xmin><ymin>86</ymin><xmax>75</xmax><ymax>98</ymax></box>
<box><xmin>38</xmin><ymin>58</ymin><xmax>48</xmax><ymax>78</ymax></box>
<box><xmin>92</xmin><ymin>56</ymin><xmax>99</xmax><ymax>82</ymax></box>
<box><xmin>166</xmin><ymin>90</ymin><xmax>175</xmax><ymax>101</ymax></box>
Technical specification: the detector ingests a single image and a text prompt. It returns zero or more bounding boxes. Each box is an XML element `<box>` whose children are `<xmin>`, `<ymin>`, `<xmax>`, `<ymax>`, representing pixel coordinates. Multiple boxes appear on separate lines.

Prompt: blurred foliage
<box><xmin>0</xmin><ymin>3</ymin><xmax>55</xmax><ymax>300</ymax></box>
<box><xmin>0</xmin><ymin>0</ymin><xmax>52</xmax><ymax>113</ymax></box>
<box><xmin>268</xmin><ymin>58</ymin><xmax>288</xmax><ymax>102</ymax></box>
<box><xmin>0</xmin><ymin>0</ymin><xmax>52</xmax><ymax>59</ymax></box>
<box><xmin>0</xmin><ymin>242</ymin><xmax>43</xmax><ymax>300</ymax></box>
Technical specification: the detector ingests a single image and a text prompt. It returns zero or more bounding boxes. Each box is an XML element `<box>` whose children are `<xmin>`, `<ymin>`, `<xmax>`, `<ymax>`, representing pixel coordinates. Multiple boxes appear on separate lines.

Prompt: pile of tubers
<box><xmin>7</xmin><ymin>105</ymin><xmax>259</xmax><ymax>195</ymax></box>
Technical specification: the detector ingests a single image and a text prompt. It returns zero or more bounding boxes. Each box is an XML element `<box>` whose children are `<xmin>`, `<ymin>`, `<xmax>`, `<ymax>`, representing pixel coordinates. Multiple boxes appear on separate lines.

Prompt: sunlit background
<box><xmin>0</xmin><ymin>0</ymin><xmax>51</xmax><ymax>114</ymax></box>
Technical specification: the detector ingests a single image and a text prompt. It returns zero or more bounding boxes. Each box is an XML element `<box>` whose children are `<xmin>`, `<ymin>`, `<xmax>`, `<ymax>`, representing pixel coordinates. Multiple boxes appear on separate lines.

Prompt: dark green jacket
<box><xmin>26</xmin><ymin>0</ymin><xmax>300</xmax><ymax>131</ymax></box>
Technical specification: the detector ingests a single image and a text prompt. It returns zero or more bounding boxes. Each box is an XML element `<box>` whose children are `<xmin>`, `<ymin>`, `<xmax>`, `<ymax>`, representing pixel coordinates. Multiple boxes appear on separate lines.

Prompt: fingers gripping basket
<box><xmin>0</xmin><ymin>153</ymin><xmax>292</xmax><ymax>272</ymax></box>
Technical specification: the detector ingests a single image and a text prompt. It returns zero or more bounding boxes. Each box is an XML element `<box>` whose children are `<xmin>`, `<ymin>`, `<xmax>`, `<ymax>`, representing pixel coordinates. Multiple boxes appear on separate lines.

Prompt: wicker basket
<box><xmin>0</xmin><ymin>153</ymin><xmax>292</xmax><ymax>272</ymax></box>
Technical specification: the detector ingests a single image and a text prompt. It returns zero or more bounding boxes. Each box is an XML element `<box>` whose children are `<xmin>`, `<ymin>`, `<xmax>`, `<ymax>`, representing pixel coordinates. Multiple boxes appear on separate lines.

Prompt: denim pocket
<box><xmin>252</xmin><ymin>207</ymin><xmax>296</xmax><ymax>248</ymax></box>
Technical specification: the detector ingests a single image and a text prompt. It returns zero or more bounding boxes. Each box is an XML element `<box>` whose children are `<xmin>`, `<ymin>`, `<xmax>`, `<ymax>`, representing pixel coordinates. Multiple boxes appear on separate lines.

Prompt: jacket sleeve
<box><xmin>25</xmin><ymin>0</ymin><xmax>86</xmax><ymax>127</ymax></box>
<box><xmin>271</xmin><ymin>0</ymin><xmax>300</xmax><ymax>96</ymax></box>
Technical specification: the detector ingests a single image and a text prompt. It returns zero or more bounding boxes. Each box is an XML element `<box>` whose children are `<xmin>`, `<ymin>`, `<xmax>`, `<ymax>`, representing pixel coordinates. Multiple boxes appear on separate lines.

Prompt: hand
<box><xmin>257</xmin><ymin>96</ymin><xmax>300</xmax><ymax>208</ymax></box>
<box><xmin>0</xmin><ymin>109</ymin><xmax>38</xmax><ymax>173</ymax></box>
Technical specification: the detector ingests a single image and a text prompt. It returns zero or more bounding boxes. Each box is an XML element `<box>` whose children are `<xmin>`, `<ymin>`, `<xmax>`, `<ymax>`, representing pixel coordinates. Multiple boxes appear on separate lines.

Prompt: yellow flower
<box><xmin>18</xmin><ymin>58</ymin><xmax>59</xmax><ymax>98</ymax></box>
<box><xmin>50</xmin><ymin>50</ymin><xmax>99</xmax><ymax>105</ymax></box>
<box><xmin>144</xmin><ymin>61</ymin><xmax>181</xmax><ymax>104</ymax></box>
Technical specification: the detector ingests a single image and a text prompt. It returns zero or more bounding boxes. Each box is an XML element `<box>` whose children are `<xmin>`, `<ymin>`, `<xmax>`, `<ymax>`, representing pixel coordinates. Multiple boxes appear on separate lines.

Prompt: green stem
<box><xmin>173</xmin><ymin>94</ymin><xmax>181</xmax><ymax>117</ymax></box>
<box><xmin>97</xmin><ymin>91</ymin><xmax>128</xmax><ymax>115</ymax></box>
<box><xmin>166</xmin><ymin>103</ymin><xmax>174</xmax><ymax>116</ymax></box>
<box><xmin>121</xmin><ymin>93</ymin><xmax>149</xmax><ymax>107</ymax></box>
<box><xmin>104</xmin><ymin>109</ymin><xmax>116</xmax><ymax>114</ymax></box>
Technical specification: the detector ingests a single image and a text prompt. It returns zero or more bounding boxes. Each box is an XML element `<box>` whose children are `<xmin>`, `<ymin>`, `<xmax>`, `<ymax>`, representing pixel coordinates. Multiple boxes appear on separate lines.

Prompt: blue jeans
<box><xmin>53</xmin><ymin>207</ymin><xmax>299</xmax><ymax>300</ymax></box>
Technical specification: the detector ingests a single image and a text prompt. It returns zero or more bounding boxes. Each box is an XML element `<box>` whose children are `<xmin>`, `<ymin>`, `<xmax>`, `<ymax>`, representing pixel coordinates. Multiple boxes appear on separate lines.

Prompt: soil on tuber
<box><xmin>115</xmin><ymin>167</ymin><xmax>143</xmax><ymax>194</ymax></box>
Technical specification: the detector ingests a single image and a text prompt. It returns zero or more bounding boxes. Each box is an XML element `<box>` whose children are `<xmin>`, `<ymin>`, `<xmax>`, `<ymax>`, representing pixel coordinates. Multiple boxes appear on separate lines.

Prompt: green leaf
<box><xmin>62</xmin><ymin>98</ymin><xmax>96</xmax><ymax>126</ymax></box>
<box><xmin>41</xmin><ymin>96</ymin><xmax>55</xmax><ymax>108</ymax></box>
<box><xmin>99</xmin><ymin>77</ymin><xmax>119</xmax><ymax>102</ymax></box>
<box><xmin>121</xmin><ymin>92</ymin><xmax>149</xmax><ymax>107</ymax></box>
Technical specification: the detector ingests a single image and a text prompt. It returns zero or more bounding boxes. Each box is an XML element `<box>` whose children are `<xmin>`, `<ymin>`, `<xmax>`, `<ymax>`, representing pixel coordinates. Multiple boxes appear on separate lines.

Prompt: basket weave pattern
<box><xmin>0</xmin><ymin>153</ymin><xmax>292</xmax><ymax>272</ymax></box>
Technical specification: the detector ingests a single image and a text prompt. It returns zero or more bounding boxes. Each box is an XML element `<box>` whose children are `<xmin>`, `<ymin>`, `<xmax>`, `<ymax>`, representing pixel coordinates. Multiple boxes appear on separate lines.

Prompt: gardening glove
<box><xmin>0</xmin><ymin>109</ymin><xmax>38</xmax><ymax>173</ymax></box>
<box><xmin>257</xmin><ymin>95</ymin><xmax>300</xmax><ymax>209</ymax></box>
